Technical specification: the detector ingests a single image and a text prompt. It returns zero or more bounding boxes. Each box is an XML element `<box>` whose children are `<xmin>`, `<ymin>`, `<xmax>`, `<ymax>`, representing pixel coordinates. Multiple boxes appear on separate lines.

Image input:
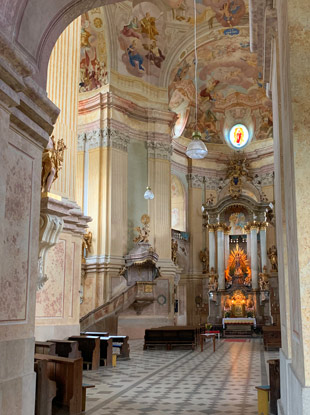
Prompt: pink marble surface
<box><xmin>36</xmin><ymin>240</ymin><xmax>65</xmax><ymax>317</ymax></box>
<box><xmin>0</xmin><ymin>142</ymin><xmax>33</xmax><ymax>321</ymax></box>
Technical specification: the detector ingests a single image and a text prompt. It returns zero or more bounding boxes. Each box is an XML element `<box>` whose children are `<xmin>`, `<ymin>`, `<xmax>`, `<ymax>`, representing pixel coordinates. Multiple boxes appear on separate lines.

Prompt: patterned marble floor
<box><xmin>83</xmin><ymin>338</ymin><xmax>278</xmax><ymax>415</ymax></box>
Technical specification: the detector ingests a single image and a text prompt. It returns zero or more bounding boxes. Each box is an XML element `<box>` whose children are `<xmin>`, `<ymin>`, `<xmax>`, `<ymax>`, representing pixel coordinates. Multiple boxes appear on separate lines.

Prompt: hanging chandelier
<box><xmin>144</xmin><ymin>186</ymin><xmax>154</xmax><ymax>200</ymax></box>
<box><xmin>186</xmin><ymin>0</ymin><xmax>208</xmax><ymax>160</ymax></box>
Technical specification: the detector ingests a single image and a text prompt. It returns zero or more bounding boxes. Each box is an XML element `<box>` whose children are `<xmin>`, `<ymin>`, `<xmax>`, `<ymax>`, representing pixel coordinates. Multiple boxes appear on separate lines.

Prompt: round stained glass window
<box><xmin>229</xmin><ymin>124</ymin><xmax>249</xmax><ymax>149</ymax></box>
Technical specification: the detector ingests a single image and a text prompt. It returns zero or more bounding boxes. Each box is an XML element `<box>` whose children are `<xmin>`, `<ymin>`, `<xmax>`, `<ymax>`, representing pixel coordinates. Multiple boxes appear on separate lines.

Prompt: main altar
<box><xmin>207</xmin><ymin>240</ymin><xmax>272</xmax><ymax>327</ymax></box>
<box><xmin>203</xmin><ymin>190</ymin><xmax>275</xmax><ymax>328</ymax></box>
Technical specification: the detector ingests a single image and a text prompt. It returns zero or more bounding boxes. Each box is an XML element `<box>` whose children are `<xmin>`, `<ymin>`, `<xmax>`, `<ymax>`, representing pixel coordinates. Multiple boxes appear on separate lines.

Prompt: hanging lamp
<box><xmin>144</xmin><ymin>185</ymin><xmax>154</xmax><ymax>200</ymax></box>
<box><xmin>144</xmin><ymin>143</ymin><xmax>155</xmax><ymax>200</ymax></box>
<box><xmin>186</xmin><ymin>0</ymin><xmax>208</xmax><ymax>160</ymax></box>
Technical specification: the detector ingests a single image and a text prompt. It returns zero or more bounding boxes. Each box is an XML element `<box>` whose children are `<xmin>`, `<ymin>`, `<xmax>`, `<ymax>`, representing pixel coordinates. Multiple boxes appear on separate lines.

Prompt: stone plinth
<box><xmin>35</xmin><ymin>196</ymin><xmax>91</xmax><ymax>341</ymax></box>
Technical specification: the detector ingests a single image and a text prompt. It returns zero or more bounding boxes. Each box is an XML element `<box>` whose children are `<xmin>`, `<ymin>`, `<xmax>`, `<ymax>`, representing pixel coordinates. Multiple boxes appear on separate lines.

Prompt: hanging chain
<box><xmin>194</xmin><ymin>0</ymin><xmax>198</xmax><ymax>131</ymax></box>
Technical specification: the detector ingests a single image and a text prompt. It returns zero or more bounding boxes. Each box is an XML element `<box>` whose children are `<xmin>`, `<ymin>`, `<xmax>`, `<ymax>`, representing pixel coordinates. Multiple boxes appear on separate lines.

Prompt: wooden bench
<box><xmin>83</xmin><ymin>331</ymin><xmax>130</xmax><ymax>360</ymax></box>
<box><xmin>69</xmin><ymin>335</ymin><xmax>100</xmax><ymax>370</ymax></box>
<box><xmin>109</xmin><ymin>335</ymin><xmax>130</xmax><ymax>359</ymax></box>
<box><xmin>268</xmin><ymin>359</ymin><xmax>280</xmax><ymax>415</ymax></box>
<box><xmin>262</xmin><ymin>326</ymin><xmax>281</xmax><ymax>350</ymax></box>
<box><xmin>34</xmin><ymin>359</ymin><xmax>56</xmax><ymax>415</ymax></box>
<box><xmin>144</xmin><ymin>327</ymin><xmax>197</xmax><ymax>350</ymax></box>
<box><xmin>82</xmin><ymin>383</ymin><xmax>95</xmax><ymax>411</ymax></box>
<box><xmin>35</xmin><ymin>341</ymin><xmax>56</xmax><ymax>356</ymax></box>
<box><xmin>81</xmin><ymin>331</ymin><xmax>109</xmax><ymax>337</ymax></box>
<box><xmin>34</xmin><ymin>353</ymin><xmax>83</xmax><ymax>414</ymax></box>
<box><xmin>155</xmin><ymin>326</ymin><xmax>200</xmax><ymax>347</ymax></box>
<box><xmin>48</xmin><ymin>339</ymin><xmax>81</xmax><ymax>359</ymax></box>
<box><xmin>98</xmin><ymin>336</ymin><xmax>113</xmax><ymax>367</ymax></box>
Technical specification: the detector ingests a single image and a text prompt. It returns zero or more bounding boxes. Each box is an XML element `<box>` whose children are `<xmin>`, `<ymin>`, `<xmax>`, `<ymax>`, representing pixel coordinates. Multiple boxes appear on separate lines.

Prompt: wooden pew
<box><xmin>35</xmin><ymin>341</ymin><xmax>56</xmax><ymax>356</ymax></box>
<box><xmin>34</xmin><ymin>353</ymin><xmax>83</xmax><ymax>414</ymax></box>
<box><xmin>262</xmin><ymin>326</ymin><xmax>281</xmax><ymax>350</ymax></box>
<box><xmin>48</xmin><ymin>339</ymin><xmax>81</xmax><ymax>359</ymax></box>
<box><xmin>69</xmin><ymin>335</ymin><xmax>100</xmax><ymax>370</ymax></box>
<box><xmin>82</xmin><ymin>384</ymin><xmax>95</xmax><ymax>411</ymax></box>
<box><xmin>81</xmin><ymin>331</ymin><xmax>109</xmax><ymax>337</ymax></box>
<box><xmin>268</xmin><ymin>359</ymin><xmax>280</xmax><ymax>415</ymax></box>
<box><xmin>144</xmin><ymin>327</ymin><xmax>197</xmax><ymax>350</ymax></box>
<box><xmin>109</xmin><ymin>335</ymin><xmax>130</xmax><ymax>359</ymax></box>
<box><xmin>98</xmin><ymin>336</ymin><xmax>113</xmax><ymax>367</ymax></box>
<box><xmin>34</xmin><ymin>359</ymin><xmax>56</xmax><ymax>415</ymax></box>
<box><xmin>83</xmin><ymin>331</ymin><xmax>130</xmax><ymax>360</ymax></box>
<box><xmin>152</xmin><ymin>326</ymin><xmax>200</xmax><ymax>347</ymax></box>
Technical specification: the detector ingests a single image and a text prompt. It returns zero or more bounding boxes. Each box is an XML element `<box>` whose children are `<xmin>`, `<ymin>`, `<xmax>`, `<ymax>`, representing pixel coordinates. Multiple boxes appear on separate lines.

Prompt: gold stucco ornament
<box><xmin>133</xmin><ymin>214</ymin><xmax>151</xmax><ymax>243</ymax></box>
<box><xmin>41</xmin><ymin>135</ymin><xmax>67</xmax><ymax>193</ymax></box>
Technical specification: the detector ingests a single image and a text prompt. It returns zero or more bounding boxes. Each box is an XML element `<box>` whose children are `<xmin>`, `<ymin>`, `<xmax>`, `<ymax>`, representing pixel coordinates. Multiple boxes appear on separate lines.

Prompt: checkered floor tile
<box><xmin>83</xmin><ymin>338</ymin><xmax>278</xmax><ymax>415</ymax></box>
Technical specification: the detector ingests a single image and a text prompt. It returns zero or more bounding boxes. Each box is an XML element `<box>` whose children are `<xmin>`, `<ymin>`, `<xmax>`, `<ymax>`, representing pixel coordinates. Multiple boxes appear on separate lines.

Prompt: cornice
<box><xmin>40</xmin><ymin>196</ymin><xmax>91</xmax><ymax>235</ymax></box>
<box><xmin>78</xmin><ymin>91</ymin><xmax>176</xmax><ymax>126</ymax></box>
<box><xmin>77</xmin><ymin>124</ymin><xmax>172</xmax><ymax>152</ymax></box>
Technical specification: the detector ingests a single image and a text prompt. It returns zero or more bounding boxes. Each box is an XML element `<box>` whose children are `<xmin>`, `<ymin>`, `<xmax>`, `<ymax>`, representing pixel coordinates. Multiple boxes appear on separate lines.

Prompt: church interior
<box><xmin>0</xmin><ymin>0</ymin><xmax>310</xmax><ymax>414</ymax></box>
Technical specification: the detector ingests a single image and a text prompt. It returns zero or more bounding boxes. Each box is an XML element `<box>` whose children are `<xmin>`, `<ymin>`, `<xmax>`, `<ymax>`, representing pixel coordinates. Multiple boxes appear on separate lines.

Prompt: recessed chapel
<box><xmin>0</xmin><ymin>0</ymin><xmax>309</xmax><ymax>414</ymax></box>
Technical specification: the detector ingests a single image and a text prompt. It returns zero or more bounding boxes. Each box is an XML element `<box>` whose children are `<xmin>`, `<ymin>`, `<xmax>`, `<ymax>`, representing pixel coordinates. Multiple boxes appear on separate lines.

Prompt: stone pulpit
<box><xmin>122</xmin><ymin>242</ymin><xmax>160</xmax><ymax>286</ymax></box>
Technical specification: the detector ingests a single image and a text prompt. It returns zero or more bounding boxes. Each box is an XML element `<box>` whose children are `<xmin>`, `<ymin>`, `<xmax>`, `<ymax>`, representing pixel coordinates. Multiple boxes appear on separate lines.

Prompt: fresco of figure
<box><xmin>127</xmin><ymin>40</ymin><xmax>145</xmax><ymax>71</ymax></box>
<box><xmin>121</xmin><ymin>16</ymin><xmax>141</xmax><ymax>39</ymax></box>
<box><xmin>140</xmin><ymin>12</ymin><xmax>163</xmax><ymax>40</ymax></box>
<box><xmin>144</xmin><ymin>40</ymin><xmax>165</xmax><ymax>68</ymax></box>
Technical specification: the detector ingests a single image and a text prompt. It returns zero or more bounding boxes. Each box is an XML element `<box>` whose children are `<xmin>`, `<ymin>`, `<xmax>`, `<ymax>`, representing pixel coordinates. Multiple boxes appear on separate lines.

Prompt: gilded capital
<box><xmin>224</xmin><ymin>227</ymin><xmax>231</xmax><ymax>235</ymax></box>
<box><xmin>244</xmin><ymin>224</ymin><xmax>251</xmax><ymax>234</ymax></box>
<box><xmin>249</xmin><ymin>221</ymin><xmax>259</xmax><ymax>231</ymax></box>
<box><xmin>216</xmin><ymin>223</ymin><xmax>226</xmax><ymax>232</ymax></box>
<box><xmin>259</xmin><ymin>222</ymin><xmax>268</xmax><ymax>231</ymax></box>
<box><xmin>207</xmin><ymin>224</ymin><xmax>217</xmax><ymax>232</ymax></box>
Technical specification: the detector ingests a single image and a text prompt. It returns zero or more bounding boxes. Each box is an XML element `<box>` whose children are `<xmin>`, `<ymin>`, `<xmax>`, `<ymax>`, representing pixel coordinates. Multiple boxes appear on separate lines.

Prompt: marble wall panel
<box><xmin>0</xmin><ymin>141</ymin><xmax>33</xmax><ymax>322</ymax></box>
<box><xmin>36</xmin><ymin>239</ymin><xmax>65</xmax><ymax>317</ymax></box>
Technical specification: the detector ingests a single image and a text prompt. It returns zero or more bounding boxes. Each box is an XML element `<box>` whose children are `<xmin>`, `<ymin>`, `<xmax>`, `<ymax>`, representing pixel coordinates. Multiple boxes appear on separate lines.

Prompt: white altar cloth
<box><xmin>222</xmin><ymin>317</ymin><xmax>256</xmax><ymax>328</ymax></box>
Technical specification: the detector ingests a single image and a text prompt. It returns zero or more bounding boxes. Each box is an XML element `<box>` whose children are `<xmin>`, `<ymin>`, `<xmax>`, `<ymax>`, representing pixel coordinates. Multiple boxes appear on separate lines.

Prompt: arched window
<box><xmin>171</xmin><ymin>174</ymin><xmax>186</xmax><ymax>231</ymax></box>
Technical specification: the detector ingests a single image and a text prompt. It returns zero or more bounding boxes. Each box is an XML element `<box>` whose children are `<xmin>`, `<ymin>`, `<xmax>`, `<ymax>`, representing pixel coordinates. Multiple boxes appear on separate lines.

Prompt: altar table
<box><xmin>222</xmin><ymin>317</ymin><xmax>256</xmax><ymax>328</ymax></box>
<box><xmin>200</xmin><ymin>334</ymin><xmax>216</xmax><ymax>353</ymax></box>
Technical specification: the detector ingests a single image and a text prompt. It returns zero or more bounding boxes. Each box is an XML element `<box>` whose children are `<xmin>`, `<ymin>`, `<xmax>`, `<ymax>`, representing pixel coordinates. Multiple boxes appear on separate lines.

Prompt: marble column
<box><xmin>224</xmin><ymin>226</ymin><xmax>231</xmax><ymax>269</ymax></box>
<box><xmin>46</xmin><ymin>17</ymin><xmax>81</xmax><ymax>200</ymax></box>
<box><xmin>217</xmin><ymin>225</ymin><xmax>225</xmax><ymax>290</ymax></box>
<box><xmin>250</xmin><ymin>224</ymin><xmax>258</xmax><ymax>290</ymax></box>
<box><xmin>83</xmin><ymin>137</ymin><xmax>89</xmax><ymax>216</ymax></box>
<box><xmin>245</xmin><ymin>224</ymin><xmax>251</xmax><ymax>265</ymax></box>
<box><xmin>208</xmin><ymin>225</ymin><xmax>216</xmax><ymax>272</ymax></box>
<box><xmin>260</xmin><ymin>223</ymin><xmax>267</xmax><ymax>271</ymax></box>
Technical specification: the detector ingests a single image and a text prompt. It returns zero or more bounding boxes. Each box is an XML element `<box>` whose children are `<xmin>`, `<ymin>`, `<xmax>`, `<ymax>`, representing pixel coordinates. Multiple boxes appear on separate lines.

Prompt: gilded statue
<box><xmin>133</xmin><ymin>214</ymin><xmax>150</xmax><ymax>244</ymax></box>
<box><xmin>208</xmin><ymin>267</ymin><xmax>218</xmax><ymax>291</ymax></box>
<box><xmin>41</xmin><ymin>135</ymin><xmax>67</xmax><ymax>193</ymax></box>
<box><xmin>259</xmin><ymin>265</ymin><xmax>270</xmax><ymax>291</ymax></box>
<box><xmin>247</xmin><ymin>294</ymin><xmax>254</xmax><ymax>309</ymax></box>
<box><xmin>267</xmin><ymin>245</ymin><xmax>278</xmax><ymax>271</ymax></box>
<box><xmin>199</xmin><ymin>248</ymin><xmax>209</xmax><ymax>274</ymax></box>
<box><xmin>226</xmin><ymin>157</ymin><xmax>252</xmax><ymax>199</ymax></box>
<box><xmin>82</xmin><ymin>231</ymin><xmax>92</xmax><ymax>260</ymax></box>
<box><xmin>225</xmin><ymin>244</ymin><xmax>251</xmax><ymax>287</ymax></box>
<box><xmin>171</xmin><ymin>239</ymin><xmax>178</xmax><ymax>265</ymax></box>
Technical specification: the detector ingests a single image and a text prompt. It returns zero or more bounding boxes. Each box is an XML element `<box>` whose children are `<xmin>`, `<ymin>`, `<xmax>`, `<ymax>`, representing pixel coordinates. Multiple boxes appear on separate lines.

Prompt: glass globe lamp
<box><xmin>186</xmin><ymin>131</ymin><xmax>208</xmax><ymax>159</ymax></box>
<box><xmin>144</xmin><ymin>186</ymin><xmax>154</xmax><ymax>200</ymax></box>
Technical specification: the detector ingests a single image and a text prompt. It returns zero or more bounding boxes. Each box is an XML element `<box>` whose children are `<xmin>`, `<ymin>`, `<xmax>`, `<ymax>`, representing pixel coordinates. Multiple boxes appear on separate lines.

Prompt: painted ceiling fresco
<box><xmin>80</xmin><ymin>8</ymin><xmax>108</xmax><ymax>92</ymax></box>
<box><xmin>79</xmin><ymin>1</ymin><xmax>273</xmax><ymax>145</ymax></box>
<box><xmin>116</xmin><ymin>0</ymin><xmax>247</xmax><ymax>84</ymax></box>
<box><xmin>169</xmin><ymin>32</ymin><xmax>273</xmax><ymax>143</ymax></box>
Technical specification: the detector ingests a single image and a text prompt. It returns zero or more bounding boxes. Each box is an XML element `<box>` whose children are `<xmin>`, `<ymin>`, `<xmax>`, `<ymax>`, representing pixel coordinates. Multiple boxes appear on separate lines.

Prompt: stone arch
<box><xmin>9</xmin><ymin>0</ymin><xmax>126</xmax><ymax>88</ymax></box>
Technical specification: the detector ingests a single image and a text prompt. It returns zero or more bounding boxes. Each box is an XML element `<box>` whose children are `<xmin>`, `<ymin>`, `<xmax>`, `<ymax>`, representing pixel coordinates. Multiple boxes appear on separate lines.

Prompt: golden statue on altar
<box><xmin>225</xmin><ymin>244</ymin><xmax>251</xmax><ymax>288</ymax></box>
